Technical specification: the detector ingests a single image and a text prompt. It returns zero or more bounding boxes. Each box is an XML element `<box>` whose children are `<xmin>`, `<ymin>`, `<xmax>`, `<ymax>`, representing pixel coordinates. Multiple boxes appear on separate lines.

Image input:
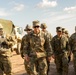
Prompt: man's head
<box><xmin>40</xmin><ymin>23</ymin><xmax>47</xmax><ymax>32</ymax></box>
<box><xmin>62</xmin><ymin>28</ymin><xmax>65</xmax><ymax>34</ymax></box>
<box><xmin>24</xmin><ymin>24</ymin><xmax>32</xmax><ymax>34</ymax></box>
<box><xmin>65</xmin><ymin>30</ymin><xmax>68</xmax><ymax>34</ymax></box>
<box><xmin>32</xmin><ymin>20</ymin><xmax>40</xmax><ymax>34</ymax></box>
<box><xmin>56</xmin><ymin>26</ymin><xmax>62</xmax><ymax>37</ymax></box>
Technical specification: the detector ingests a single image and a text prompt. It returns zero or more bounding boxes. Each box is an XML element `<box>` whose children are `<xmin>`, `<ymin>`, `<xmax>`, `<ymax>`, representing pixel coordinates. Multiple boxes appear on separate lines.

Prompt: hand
<box><xmin>23</xmin><ymin>55</ymin><xmax>30</xmax><ymax>62</ymax></box>
<box><xmin>52</xmin><ymin>55</ymin><xmax>55</xmax><ymax>59</ymax></box>
<box><xmin>47</xmin><ymin>57</ymin><xmax>51</xmax><ymax>62</ymax></box>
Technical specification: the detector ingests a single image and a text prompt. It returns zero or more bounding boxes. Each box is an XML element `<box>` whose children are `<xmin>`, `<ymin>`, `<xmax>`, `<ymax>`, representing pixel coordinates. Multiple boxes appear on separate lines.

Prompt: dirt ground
<box><xmin>11</xmin><ymin>51</ymin><xmax>75</xmax><ymax>75</ymax></box>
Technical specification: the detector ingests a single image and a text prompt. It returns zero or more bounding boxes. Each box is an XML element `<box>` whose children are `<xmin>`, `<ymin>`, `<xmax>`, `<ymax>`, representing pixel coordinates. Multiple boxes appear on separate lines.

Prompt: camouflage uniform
<box><xmin>20</xmin><ymin>24</ymin><xmax>32</xmax><ymax>74</ymax></box>
<box><xmin>0</xmin><ymin>24</ymin><xmax>12</xmax><ymax>75</ymax></box>
<box><xmin>69</xmin><ymin>28</ymin><xmax>76</xmax><ymax>75</ymax></box>
<box><xmin>51</xmin><ymin>27</ymin><xmax>70</xmax><ymax>75</ymax></box>
<box><xmin>41</xmin><ymin>23</ymin><xmax>53</xmax><ymax>74</ymax></box>
<box><xmin>23</xmin><ymin>21</ymin><xmax>53</xmax><ymax>75</ymax></box>
<box><xmin>62</xmin><ymin>29</ymin><xmax>71</xmax><ymax>63</ymax></box>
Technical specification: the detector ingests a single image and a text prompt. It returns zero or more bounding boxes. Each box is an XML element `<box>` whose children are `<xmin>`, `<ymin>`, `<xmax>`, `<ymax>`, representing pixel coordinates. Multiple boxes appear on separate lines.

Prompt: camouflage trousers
<box><xmin>0</xmin><ymin>56</ymin><xmax>12</xmax><ymax>75</ymax></box>
<box><xmin>73</xmin><ymin>52</ymin><xmax>76</xmax><ymax>75</ymax></box>
<box><xmin>54</xmin><ymin>53</ymin><xmax>68</xmax><ymax>75</ymax></box>
<box><xmin>24</xmin><ymin>57</ymin><xmax>48</xmax><ymax>75</ymax></box>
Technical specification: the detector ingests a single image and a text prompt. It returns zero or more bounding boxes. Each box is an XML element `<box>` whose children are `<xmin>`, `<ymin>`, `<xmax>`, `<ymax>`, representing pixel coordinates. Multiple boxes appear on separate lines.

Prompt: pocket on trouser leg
<box><xmin>62</xmin><ymin>56</ymin><xmax>68</xmax><ymax>75</ymax></box>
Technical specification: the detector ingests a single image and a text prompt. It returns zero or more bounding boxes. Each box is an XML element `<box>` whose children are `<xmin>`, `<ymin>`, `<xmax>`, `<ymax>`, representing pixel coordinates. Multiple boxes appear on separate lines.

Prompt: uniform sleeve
<box><xmin>20</xmin><ymin>36</ymin><xmax>25</xmax><ymax>58</ymax></box>
<box><xmin>51</xmin><ymin>37</ymin><xmax>55</xmax><ymax>53</ymax></box>
<box><xmin>23</xmin><ymin>35</ymin><xmax>30</xmax><ymax>56</ymax></box>
<box><xmin>69</xmin><ymin>35</ymin><xmax>73</xmax><ymax>51</ymax></box>
<box><xmin>44</xmin><ymin>35</ymin><xmax>53</xmax><ymax>57</ymax></box>
<box><xmin>66</xmin><ymin>37</ymin><xmax>70</xmax><ymax>52</ymax></box>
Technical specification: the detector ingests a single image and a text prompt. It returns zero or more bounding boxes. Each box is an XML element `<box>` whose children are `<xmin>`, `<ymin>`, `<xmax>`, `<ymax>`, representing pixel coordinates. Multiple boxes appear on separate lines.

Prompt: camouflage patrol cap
<box><xmin>24</xmin><ymin>24</ymin><xmax>32</xmax><ymax>31</ymax></box>
<box><xmin>41</xmin><ymin>23</ymin><xmax>47</xmax><ymax>29</ymax></box>
<box><xmin>65</xmin><ymin>30</ymin><xmax>68</xmax><ymax>34</ymax></box>
<box><xmin>62</xmin><ymin>28</ymin><xmax>65</xmax><ymax>33</ymax></box>
<box><xmin>56</xmin><ymin>27</ymin><xmax>62</xmax><ymax>32</ymax></box>
<box><xmin>32</xmin><ymin>20</ymin><xmax>40</xmax><ymax>27</ymax></box>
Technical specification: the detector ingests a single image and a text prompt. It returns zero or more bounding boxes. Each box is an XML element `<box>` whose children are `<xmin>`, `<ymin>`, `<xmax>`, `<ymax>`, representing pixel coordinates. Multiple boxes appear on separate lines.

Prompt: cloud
<box><xmin>64</xmin><ymin>6</ymin><xmax>76</xmax><ymax>13</ymax></box>
<box><xmin>41</xmin><ymin>12</ymin><xmax>76</xmax><ymax>25</ymax></box>
<box><xmin>13</xmin><ymin>4</ymin><xmax>25</xmax><ymax>11</ymax></box>
<box><xmin>37</xmin><ymin>0</ymin><xmax>57</xmax><ymax>8</ymax></box>
<box><xmin>0</xmin><ymin>8</ymin><xmax>10</xmax><ymax>16</ymax></box>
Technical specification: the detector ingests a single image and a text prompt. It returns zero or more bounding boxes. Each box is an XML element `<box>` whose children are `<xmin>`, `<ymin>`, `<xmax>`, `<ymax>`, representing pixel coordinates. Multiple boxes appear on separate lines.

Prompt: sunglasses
<box><xmin>34</xmin><ymin>26</ymin><xmax>39</xmax><ymax>28</ymax></box>
<box><xmin>57</xmin><ymin>31</ymin><xmax>62</xmax><ymax>32</ymax></box>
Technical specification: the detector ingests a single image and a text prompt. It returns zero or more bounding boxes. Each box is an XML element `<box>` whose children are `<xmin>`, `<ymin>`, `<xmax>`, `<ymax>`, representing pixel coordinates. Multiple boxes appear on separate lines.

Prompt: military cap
<box><xmin>62</xmin><ymin>28</ymin><xmax>65</xmax><ymax>33</ymax></box>
<box><xmin>65</xmin><ymin>30</ymin><xmax>68</xmax><ymax>34</ymax></box>
<box><xmin>32</xmin><ymin>20</ymin><xmax>40</xmax><ymax>27</ymax></box>
<box><xmin>24</xmin><ymin>24</ymin><xmax>32</xmax><ymax>31</ymax></box>
<box><xmin>56</xmin><ymin>27</ymin><xmax>62</xmax><ymax>32</ymax></box>
<box><xmin>41</xmin><ymin>23</ymin><xmax>47</xmax><ymax>29</ymax></box>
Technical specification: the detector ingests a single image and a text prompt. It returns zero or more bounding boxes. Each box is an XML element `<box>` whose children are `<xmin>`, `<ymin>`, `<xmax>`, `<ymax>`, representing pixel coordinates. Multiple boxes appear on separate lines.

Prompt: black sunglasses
<box><xmin>34</xmin><ymin>26</ymin><xmax>39</xmax><ymax>28</ymax></box>
<box><xmin>57</xmin><ymin>31</ymin><xmax>62</xmax><ymax>32</ymax></box>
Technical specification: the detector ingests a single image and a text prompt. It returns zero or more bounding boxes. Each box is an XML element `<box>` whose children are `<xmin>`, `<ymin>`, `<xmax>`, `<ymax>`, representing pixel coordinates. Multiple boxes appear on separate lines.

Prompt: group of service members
<box><xmin>20</xmin><ymin>20</ymin><xmax>76</xmax><ymax>75</ymax></box>
<box><xmin>0</xmin><ymin>20</ymin><xmax>76</xmax><ymax>75</ymax></box>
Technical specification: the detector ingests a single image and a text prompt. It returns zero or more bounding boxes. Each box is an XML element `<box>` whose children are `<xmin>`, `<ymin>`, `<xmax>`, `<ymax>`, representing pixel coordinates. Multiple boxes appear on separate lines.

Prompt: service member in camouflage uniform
<box><xmin>20</xmin><ymin>24</ymin><xmax>32</xmax><ymax>74</ymax></box>
<box><xmin>40</xmin><ymin>23</ymin><xmax>52</xmax><ymax>43</ymax></box>
<box><xmin>69</xmin><ymin>26</ymin><xmax>76</xmax><ymax>75</ymax></box>
<box><xmin>51</xmin><ymin>27</ymin><xmax>70</xmax><ymax>75</ymax></box>
<box><xmin>23</xmin><ymin>20</ymin><xmax>53</xmax><ymax>75</ymax></box>
<box><xmin>40</xmin><ymin>23</ymin><xmax>53</xmax><ymax>74</ymax></box>
<box><xmin>0</xmin><ymin>24</ymin><xmax>12</xmax><ymax>75</ymax></box>
<box><xmin>62</xmin><ymin>28</ymin><xmax>71</xmax><ymax>63</ymax></box>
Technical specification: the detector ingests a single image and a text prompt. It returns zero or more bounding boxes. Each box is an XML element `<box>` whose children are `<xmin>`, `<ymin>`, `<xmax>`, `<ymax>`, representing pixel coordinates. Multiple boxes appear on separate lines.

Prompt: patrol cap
<box><xmin>62</xmin><ymin>28</ymin><xmax>65</xmax><ymax>33</ymax></box>
<box><xmin>41</xmin><ymin>23</ymin><xmax>47</xmax><ymax>29</ymax></box>
<box><xmin>32</xmin><ymin>20</ymin><xmax>40</xmax><ymax>27</ymax></box>
<box><xmin>24</xmin><ymin>24</ymin><xmax>32</xmax><ymax>31</ymax></box>
<box><xmin>65</xmin><ymin>30</ymin><xmax>68</xmax><ymax>34</ymax></box>
<box><xmin>56</xmin><ymin>27</ymin><xmax>62</xmax><ymax>32</ymax></box>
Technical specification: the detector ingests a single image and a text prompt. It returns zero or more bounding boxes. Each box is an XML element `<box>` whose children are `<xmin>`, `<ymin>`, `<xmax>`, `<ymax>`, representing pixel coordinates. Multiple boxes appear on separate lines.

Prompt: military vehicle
<box><xmin>0</xmin><ymin>19</ymin><xmax>23</xmax><ymax>54</ymax></box>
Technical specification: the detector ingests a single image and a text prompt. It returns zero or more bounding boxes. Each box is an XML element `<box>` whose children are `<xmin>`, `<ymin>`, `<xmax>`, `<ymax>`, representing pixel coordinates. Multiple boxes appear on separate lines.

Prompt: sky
<box><xmin>0</xmin><ymin>0</ymin><xmax>76</xmax><ymax>36</ymax></box>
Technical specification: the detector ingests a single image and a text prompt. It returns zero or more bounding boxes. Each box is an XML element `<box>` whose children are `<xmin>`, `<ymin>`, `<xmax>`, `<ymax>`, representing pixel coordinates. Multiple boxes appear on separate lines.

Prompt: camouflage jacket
<box><xmin>23</xmin><ymin>31</ymin><xmax>53</xmax><ymax>58</ymax></box>
<box><xmin>43</xmin><ymin>30</ymin><xmax>52</xmax><ymax>43</ymax></box>
<box><xmin>69</xmin><ymin>33</ymin><xmax>76</xmax><ymax>52</ymax></box>
<box><xmin>20</xmin><ymin>34</ymin><xmax>30</xmax><ymax>58</ymax></box>
<box><xmin>51</xmin><ymin>35</ymin><xmax>70</xmax><ymax>55</ymax></box>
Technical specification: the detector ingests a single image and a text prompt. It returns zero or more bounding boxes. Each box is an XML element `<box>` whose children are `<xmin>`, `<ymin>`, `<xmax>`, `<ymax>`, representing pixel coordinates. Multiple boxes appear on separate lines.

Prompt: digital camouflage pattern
<box><xmin>20</xmin><ymin>24</ymin><xmax>32</xmax><ymax>74</ymax></box>
<box><xmin>40</xmin><ymin>23</ymin><xmax>53</xmax><ymax>74</ymax></box>
<box><xmin>69</xmin><ymin>32</ymin><xmax>76</xmax><ymax>75</ymax></box>
<box><xmin>23</xmin><ymin>30</ymin><xmax>53</xmax><ymax>75</ymax></box>
<box><xmin>0</xmin><ymin>32</ymin><xmax>12</xmax><ymax>75</ymax></box>
<box><xmin>51</xmin><ymin>35</ymin><xmax>70</xmax><ymax>75</ymax></box>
